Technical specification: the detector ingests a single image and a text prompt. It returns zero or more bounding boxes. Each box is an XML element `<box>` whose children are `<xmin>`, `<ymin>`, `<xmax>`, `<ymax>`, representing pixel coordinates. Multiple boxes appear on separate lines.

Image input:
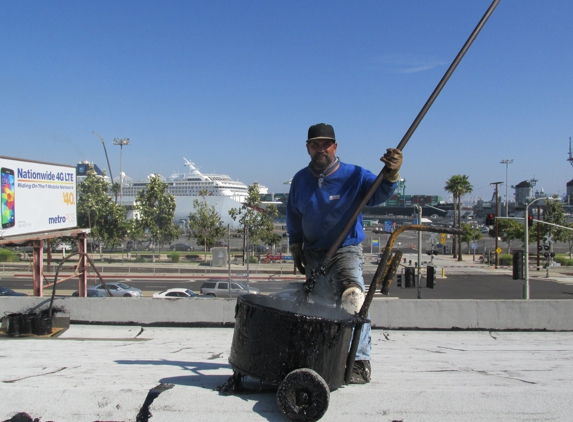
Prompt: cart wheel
<box><xmin>276</xmin><ymin>368</ymin><xmax>330</xmax><ymax>422</ymax></box>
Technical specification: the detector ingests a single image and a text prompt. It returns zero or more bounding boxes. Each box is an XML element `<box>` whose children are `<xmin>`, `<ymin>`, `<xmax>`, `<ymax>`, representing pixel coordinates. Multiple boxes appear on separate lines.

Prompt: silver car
<box><xmin>92</xmin><ymin>282</ymin><xmax>142</xmax><ymax>297</ymax></box>
<box><xmin>200</xmin><ymin>280</ymin><xmax>260</xmax><ymax>298</ymax></box>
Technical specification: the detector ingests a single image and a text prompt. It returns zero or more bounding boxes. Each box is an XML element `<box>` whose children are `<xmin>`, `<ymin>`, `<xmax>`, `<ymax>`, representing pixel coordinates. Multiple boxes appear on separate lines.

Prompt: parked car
<box><xmin>71</xmin><ymin>288</ymin><xmax>109</xmax><ymax>297</ymax></box>
<box><xmin>152</xmin><ymin>288</ymin><xmax>210</xmax><ymax>298</ymax></box>
<box><xmin>92</xmin><ymin>282</ymin><xmax>142</xmax><ymax>297</ymax></box>
<box><xmin>0</xmin><ymin>286</ymin><xmax>27</xmax><ymax>296</ymax></box>
<box><xmin>200</xmin><ymin>280</ymin><xmax>260</xmax><ymax>298</ymax></box>
<box><xmin>169</xmin><ymin>243</ymin><xmax>194</xmax><ymax>252</ymax></box>
<box><xmin>52</xmin><ymin>242</ymin><xmax>73</xmax><ymax>252</ymax></box>
<box><xmin>251</xmin><ymin>244</ymin><xmax>270</xmax><ymax>253</ymax></box>
<box><xmin>214</xmin><ymin>241</ymin><xmax>228</xmax><ymax>247</ymax></box>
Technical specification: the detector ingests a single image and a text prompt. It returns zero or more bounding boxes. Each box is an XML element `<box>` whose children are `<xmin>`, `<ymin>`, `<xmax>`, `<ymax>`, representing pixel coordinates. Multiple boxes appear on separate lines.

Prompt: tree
<box><xmin>563</xmin><ymin>222</ymin><xmax>573</xmax><ymax>258</ymax></box>
<box><xmin>134</xmin><ymin>175</ymin><xmax>179</xmax><ymax>261</ymax></box>
<box><xmin>229</xmin><ymin>183</ymin><xmax>279</xmax><ymax>260</ymax></box>
<box><xmin>444</xmin><ymin>175</ymin><xmax>473</xmax><ymax>260</ymax></box>
<box><xmin>126</xmin><ymin>217</ymin><xmax>145</xmax><ymax>258</ymax></box>
<box><xmin>497</xmin><ymin>219</ymin><xmax>523</xmax><ymax>253</ymax></box>
<box><xmin>460</xmin><ymin>223</ymin><xmax>482</xmax><ymax>254</ymax></box>
<box><xmin>540</xmin><ymin>199</ymin><xmax>568</xmax><ymax>243</ymax></box>
<box><xmin>188</xmin><ymin>191</ymin><xmax>227</xmax><ymax>260</ymax></box>
<box><xmin>77</xmin><ymin>165</ymin><xmax>128</xmax><ymax>255</ymax></box>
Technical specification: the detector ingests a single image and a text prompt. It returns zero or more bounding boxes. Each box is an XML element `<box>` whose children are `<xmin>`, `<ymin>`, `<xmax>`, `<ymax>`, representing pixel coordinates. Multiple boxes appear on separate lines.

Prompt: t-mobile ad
<box><xmin>0</xmin><ymin>156</ymin><xmax>77</xmax><ymax>237</ymax></box>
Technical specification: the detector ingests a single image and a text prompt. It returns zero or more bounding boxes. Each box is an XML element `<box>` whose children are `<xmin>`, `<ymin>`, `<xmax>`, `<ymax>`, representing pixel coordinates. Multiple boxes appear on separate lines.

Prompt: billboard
<box><xmin>0</xmin><ymin>156</ymin><xmax>77</xmax><ymax>238</ymax></box>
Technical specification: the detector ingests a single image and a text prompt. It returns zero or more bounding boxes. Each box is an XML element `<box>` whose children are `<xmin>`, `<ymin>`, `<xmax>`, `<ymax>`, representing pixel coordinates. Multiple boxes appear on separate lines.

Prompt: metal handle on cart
<box><xmin>344</xmin><ymin>225</ymin><xmax>464</xmax><ymax>384</ymax></box>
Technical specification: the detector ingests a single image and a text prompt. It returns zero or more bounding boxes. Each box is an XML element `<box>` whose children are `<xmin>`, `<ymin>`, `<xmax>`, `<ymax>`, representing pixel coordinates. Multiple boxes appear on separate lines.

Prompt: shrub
<box><xmin>554</xmin><ymin>256</ymin><xmax>573</xmax><ymax>266</ymax></box>
<box><xmin>168</xmin><ymin>252</ymin><xmax>181</xmax><ymax>263</ymax></box>
<box><xmin>134</xmin><ymin>255</ymin><xmax>147</xmax><ymax>263</ymax></box>
<box><xmin>247</xmin><ymin>256</ymin><xmax>258</xmax><ymax>264</ymax></box>
<box><xmin>0</xmin><ymin>249</ymin><xmax>19</xmax><ymax>262</ymax></box>
<box><xmin>498</xmin><ymin>254</ymin><xmax>513</xmax><ymax>266</ymax></box>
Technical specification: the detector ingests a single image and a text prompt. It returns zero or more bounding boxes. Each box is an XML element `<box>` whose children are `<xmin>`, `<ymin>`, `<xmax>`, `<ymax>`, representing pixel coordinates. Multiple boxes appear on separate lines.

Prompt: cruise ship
<box><xmin>118</xmin><ymin>158</ymin><xmax>265</xmax><ymax>203</ymax></box>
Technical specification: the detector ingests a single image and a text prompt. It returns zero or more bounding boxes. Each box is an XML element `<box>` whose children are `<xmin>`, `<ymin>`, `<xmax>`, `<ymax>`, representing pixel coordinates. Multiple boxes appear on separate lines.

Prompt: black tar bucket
<box><xmin>33</xmin><ymin>314</ymin><xmax>52</xmax><ymax>336</ymax></box>
<box><xmin>6</xmin><ymin>313</ymin><xmax>21</xmax><ymax>337</ymax></box>
<box><xmin>19</xmin><ymin>313</ymin><xmax>35</xmax><ymax>335</ymax></box>
<box><xmin>229</xmin><ymin>294</ymin><xmax>357</xmax><ymax>392</ymax></box>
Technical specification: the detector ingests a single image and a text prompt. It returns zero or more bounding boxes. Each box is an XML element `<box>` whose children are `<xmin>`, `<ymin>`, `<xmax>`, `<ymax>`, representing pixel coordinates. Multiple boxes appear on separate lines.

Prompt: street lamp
<box><xmin>490</xmin><ymin>181</ymin><xmax>503</xmax><ymax>268</ymax></box>
<box><xmin>414</xmin><ymin>204</ymin><xmax>423</xmax><ymax>299</ymax></box>
<box><xmin>500</xmin><ymin>159</ymin><xmax>513</xmax><ymax>216</ymax></box>
<box><xmin>113</xmin><ymin>138</ymin><xmax>131</xmax><ymax>206</ymax></box>
<box><xmin>524</xmin><ymin>196</ymin><xmax>555</xmax><ymax>299</ymax></box>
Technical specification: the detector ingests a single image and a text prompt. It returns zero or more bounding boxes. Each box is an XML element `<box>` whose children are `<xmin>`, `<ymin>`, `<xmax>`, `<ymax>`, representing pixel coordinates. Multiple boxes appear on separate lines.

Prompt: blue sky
<box><xmin>1</xmin><ymin>0</ymin><xmax>572</xmax><ymax>204</ymax></box>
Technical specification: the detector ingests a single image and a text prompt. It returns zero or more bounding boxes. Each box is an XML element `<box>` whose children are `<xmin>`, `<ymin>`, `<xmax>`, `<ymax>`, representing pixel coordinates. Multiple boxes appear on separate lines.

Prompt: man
<box><xmin>286</xmin><ymin>123</ymin><xmax>402</xmax><ymax>384</ymax></box>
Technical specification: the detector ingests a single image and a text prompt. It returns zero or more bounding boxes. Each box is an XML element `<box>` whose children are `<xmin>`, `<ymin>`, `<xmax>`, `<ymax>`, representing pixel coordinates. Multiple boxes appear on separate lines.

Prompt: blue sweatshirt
<box><xmin>287</xmin><ymin>161</ymin><xmax>397</xmax><ymax>250</ymax></box>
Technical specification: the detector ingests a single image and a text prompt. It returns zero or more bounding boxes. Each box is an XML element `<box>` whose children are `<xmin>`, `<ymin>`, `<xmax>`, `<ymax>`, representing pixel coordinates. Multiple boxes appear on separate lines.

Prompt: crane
<box><xmin>92</xmin><ymin>131</ymin><xmax>117</xmax><ymax>202</ymax></box>
<box><xmin>92</xmin><ymin>131</ymin><xmax>114</xmax><ymax>183</ymax></box>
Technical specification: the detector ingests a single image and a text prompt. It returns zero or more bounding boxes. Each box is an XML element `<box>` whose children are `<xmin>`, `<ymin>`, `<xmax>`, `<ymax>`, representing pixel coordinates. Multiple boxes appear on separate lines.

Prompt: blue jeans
<box><xmin>304</xmin><ymin>245</ymin><xmax>371</xmax><ymax>361</ymax></box>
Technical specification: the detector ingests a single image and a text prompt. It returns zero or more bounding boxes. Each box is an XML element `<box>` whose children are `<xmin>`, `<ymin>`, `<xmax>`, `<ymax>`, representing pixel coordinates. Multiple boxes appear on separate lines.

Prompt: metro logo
<box><xmin>48</xmin><ymin>215</ymin><xmax>67</xmax><ymax>224</ymax></box>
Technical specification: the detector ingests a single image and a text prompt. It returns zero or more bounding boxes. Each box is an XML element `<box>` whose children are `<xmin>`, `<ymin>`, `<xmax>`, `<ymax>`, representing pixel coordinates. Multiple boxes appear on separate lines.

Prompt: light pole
<box><xmin>113</xmin><ymin>138</ymin><xmax>131</xmax><ymax>206</ymax></box>
<box><xmin>500</xmin><ymin>159</ymin><xmax>513</xmax><ymax>216</ymax></box>
<box><xmin>414</xmin><ymin>204</ymin><xmax>423</xmax><ymax>299</ymax></box>
<box><xmin>524</xmin><ymin>196</ymin><xmax>554</xmax><ymax>299</ymax></box>
<box><xmin>490</xmin><ymin>181</ymin><xmax>503</xmax><ymax>268</ymax></box>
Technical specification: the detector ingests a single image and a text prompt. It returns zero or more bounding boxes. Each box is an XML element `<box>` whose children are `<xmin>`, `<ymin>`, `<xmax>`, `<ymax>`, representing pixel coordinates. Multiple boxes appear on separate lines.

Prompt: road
<box><xmin>2</xmin><ymin>271</ymin><xmax>573</xmax><ymax>300</ymax></box>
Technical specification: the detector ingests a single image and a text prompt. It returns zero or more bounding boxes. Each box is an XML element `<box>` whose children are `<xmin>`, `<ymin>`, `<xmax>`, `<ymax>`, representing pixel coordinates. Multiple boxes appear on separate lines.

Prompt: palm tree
<box><xmin>445</xmin><ymin>175</ymin><xmax>473</xmax><ymax>261</ymax></box>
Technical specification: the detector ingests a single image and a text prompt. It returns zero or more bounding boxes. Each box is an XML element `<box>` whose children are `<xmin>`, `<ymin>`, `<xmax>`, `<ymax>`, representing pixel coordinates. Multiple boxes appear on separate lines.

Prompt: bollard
<box><xmin>441</xmin><ymin>268</ymin><xmax>447</xmax><ymax>278</ymax></box>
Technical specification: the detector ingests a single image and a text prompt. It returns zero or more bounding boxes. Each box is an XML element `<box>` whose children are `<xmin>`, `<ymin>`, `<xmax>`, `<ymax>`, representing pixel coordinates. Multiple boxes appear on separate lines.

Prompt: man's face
<box><xmin>307</xmin><ymin>139</ymin><xmax>337</xmax><ymax>172</ymax></box>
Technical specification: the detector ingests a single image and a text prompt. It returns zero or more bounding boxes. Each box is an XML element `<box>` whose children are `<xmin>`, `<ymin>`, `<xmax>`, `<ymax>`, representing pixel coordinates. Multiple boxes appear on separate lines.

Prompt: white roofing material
<box><xmin>1</xmin><ymin>327</ymin><xmax>572</xmax><ymax>421</ymax></box>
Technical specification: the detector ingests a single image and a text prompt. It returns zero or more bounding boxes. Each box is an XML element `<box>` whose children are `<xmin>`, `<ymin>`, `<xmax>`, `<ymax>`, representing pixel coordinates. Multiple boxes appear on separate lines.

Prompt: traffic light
<box><xmin>512</xmin><ymin>251</ymin><xmax>524</xmax><ymax>280</ymax></box>
<box><xmin>485</xmin><ymin>213</ymin><xmax>495</xmax><ymax>225</ymax></box>
<box><xmin>426</xmin><ymin>266</ymin><xmax>436</xmax><ymax>288</ymax></box>
<box><xmin>528</xmin><ymin>215</ymin><xmax>534</xmax><ymax>227</ymax></box>
<box><xmin>404</xmin><ymin>267</ymin><xmax>415</xmax><ymax>288</ymax></box>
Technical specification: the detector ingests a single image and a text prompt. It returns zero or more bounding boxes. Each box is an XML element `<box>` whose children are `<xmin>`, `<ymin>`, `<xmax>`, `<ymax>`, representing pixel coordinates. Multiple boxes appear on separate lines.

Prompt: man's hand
<box><xmin>380</xmin><ymin>148</ymin><xmax>403</xmax><ymax>183</ymax></box>
<box><xmin>290</xmin><ymin>243</ymin><xmax>306</xmax><ymax>275</ymax></box>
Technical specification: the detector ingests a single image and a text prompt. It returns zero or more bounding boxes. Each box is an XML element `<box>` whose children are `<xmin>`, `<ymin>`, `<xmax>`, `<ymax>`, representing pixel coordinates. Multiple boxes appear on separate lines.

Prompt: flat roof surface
<box><xmin>1</xmin><ymin>326</ymin><xmax>572</xmax><ymax>421</ymax></box>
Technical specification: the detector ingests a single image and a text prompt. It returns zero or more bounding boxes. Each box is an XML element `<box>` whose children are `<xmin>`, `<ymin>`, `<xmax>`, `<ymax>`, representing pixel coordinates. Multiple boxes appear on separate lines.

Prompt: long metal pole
<box><xmin>119</xmin><ymin>145</ymin><xmax>124</xmax><ymax>206</ymax></box>
<box><xmin>495</xmin><ymin>183</ymin><xmax>499</xmax><ymax>268</ymax></box>
<box><xmin>500</xmin><ymin>159</ymin><xmax>513</xmax><ymax>216</ymax></box>
<box><xmin>416</xmin><ymin>205</ymin><xmax>422</xmax><ymax>299</ymax></box>
<box><xmin>306</xmin><ymin>0</ymin><xmax>500</xmax><ymax>289</ymax></box>
<box><xmin>505</xmin><ymin>163</ymin><xmax>508</xmax><ymax>216</ymax></box>
<box><xmin>536</xmin><ymin>205</ymin><xmax>541</xmax><ymax>271</ymax></box>
<box><xmin>524</xmin><ymin>204</ymin><xmax>529</xmax><ymax>299</ymax></box>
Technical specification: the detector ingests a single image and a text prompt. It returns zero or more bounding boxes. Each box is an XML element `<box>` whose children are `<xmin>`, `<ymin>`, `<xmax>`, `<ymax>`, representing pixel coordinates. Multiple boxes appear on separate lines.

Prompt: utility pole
<box><xmin>490</xmin><ymin>181</ymin><xmax>503</xmax><ymax>268</ymax></box>
<box><xmin>500</xmin><ymin>159</ymin><xmax>513</xmax><ymax>216</ymax></box>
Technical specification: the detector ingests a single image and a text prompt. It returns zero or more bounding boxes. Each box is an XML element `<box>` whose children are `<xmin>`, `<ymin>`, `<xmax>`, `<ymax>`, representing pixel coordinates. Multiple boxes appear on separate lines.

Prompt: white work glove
<box><xmin>290</xmin><ymin>243</ymin><xmax>306</xmax><ymax>275</ymax></box>
<box><xmin>380</xmin><ymin>148</ymin><xmax>403</xmax><ymax>183</ymax></box>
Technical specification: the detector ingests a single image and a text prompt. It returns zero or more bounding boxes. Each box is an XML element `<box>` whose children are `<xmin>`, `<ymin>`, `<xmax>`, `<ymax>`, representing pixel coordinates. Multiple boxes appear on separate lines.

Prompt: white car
<box><xmin>52</xmin><ymin>242</ymin><xmax>73</xmax><ymax>252</ymax></box>
<box><xmin>152</xmin><ymin>288</ymin><xmax>210</xmax><ymax>298</ymax></box>
<box><xmin>92</xmin><ymin>282</ymin><xmax>142</xmax><ymax>297</ymax></box>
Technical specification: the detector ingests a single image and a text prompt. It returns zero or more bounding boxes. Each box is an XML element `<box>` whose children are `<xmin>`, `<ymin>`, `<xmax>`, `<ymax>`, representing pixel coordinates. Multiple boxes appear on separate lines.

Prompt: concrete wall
<box><xmin>1</xmin><ymin>297</ymin><xmax>573</xmax><ymax>330</ymax></box>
